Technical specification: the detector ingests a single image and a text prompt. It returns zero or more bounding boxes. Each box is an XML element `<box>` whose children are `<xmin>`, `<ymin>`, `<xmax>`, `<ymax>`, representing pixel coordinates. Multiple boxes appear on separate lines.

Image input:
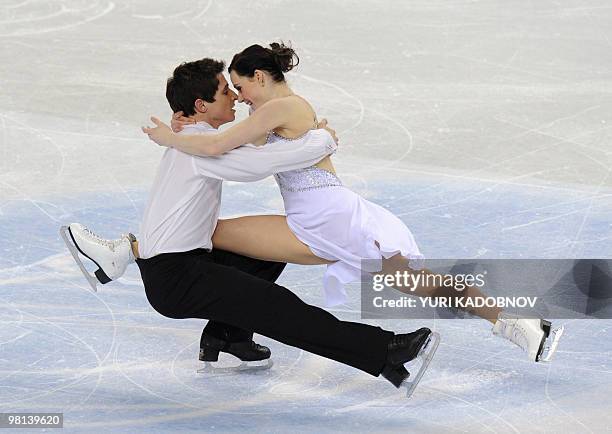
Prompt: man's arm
<box><xmin>144</xmin><ymin>98</ymin><xmax>296</xmax><ymax>156</ymax></box>
<box><xmin>191</xmin><ymin>128</ymin><xmax>337</xmax><ymax>182</ymax></box>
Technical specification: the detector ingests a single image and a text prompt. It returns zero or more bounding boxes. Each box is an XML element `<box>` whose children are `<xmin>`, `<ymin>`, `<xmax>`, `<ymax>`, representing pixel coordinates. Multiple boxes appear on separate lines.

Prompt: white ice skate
<box><xmin>493</xmin><ymin>312</ymin><xmax>564</xmax><ymax>362</ymax></box>
<box><xmin>60</xmin><ymin>223</ymin><xmax>136</xmax><ymax>292</ymax></box>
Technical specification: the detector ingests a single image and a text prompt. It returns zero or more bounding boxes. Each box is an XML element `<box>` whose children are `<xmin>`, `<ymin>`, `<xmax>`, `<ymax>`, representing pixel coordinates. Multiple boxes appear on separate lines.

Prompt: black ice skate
<box><xmin>382</xmin><ymin>327</ymin><xmax>440</xmax><ymax>398</ymax></box>
<box><xmin>197</xmin><ymin>334</ymin><xmax>273</xmax><ymax>374</ymax></box>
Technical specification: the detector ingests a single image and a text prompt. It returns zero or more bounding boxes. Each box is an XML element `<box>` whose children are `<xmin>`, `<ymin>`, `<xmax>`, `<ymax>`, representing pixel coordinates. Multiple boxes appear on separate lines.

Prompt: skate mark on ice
<box><xmin>567</xmin><ymin>169</ymin><xmax>612</xmax><ymax>257</ymax></box>
<box><xmin>492</xmin><ymin>105</ymin><xmax>605</xmax><ymax>148</ymax></box>
<box><xmin>0</xmin><ymin>260</ymin><xmax>120</xmax><ymax>411</ymax></box>
<box><xmin>0</xmin><ymin>1</ymin><xmax>115</xmax><ymax>37</ymax></box>
<box><xmin>0</xmin><ymin>113</ymin><xmax>67</xmax><ymax>181</ymax></box>
<box><xmin>131</xmin><ymin>0</ymin><xmax>212</xmax><ymax>20</ymax></box>
<box><xmin>544</xmin><ymin>361</ymin><xmax>595</xmax><ymax>433</ymax></box>
<box><xmin>501</xmin><ymin>208</ymin><xmax>587</xmax><ymax>232</ymax></box>
<box><xmin>294</xmin><ymin>72</ymin><xmax>365</xmax><ymax>136</ymax></box>
<box><xmin>0</xmin><ymin>6</ymin><xmax>66</xmax><ymax>24</ymax></box>
<box><xmin>389</xmin><ymin>116</ymin><xmax>610</xmax><ymax>217</ymax></box>
<box><xmin>0</xmin><ymin>299</ymin><xmax>104</xmax><ymax>407</ymax></box>
<box><xmin>0</xmin><ymin>330</ymin><xmax>32</xmax><ymax>347</ymax></box>
<box><xmin>361</xmin><ymin>105</ymin><xmax>415</xmax><ymax>179</ymax></box>
<box><xmin>4</xmin><ymin>0</ymin><xmax>36</xmax><ymax>9</ymax></box>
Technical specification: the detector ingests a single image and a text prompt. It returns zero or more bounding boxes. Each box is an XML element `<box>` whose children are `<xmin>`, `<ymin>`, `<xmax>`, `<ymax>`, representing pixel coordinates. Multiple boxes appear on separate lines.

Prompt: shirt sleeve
<box><xmin>191</xmin><ymin>129</ymin><xmax>337</xmax><ymax>182</ymax></box>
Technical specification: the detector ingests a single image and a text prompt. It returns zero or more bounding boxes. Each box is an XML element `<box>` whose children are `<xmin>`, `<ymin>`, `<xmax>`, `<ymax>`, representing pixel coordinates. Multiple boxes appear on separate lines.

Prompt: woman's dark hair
<box><xmin>228</xmin><ymin>42</ymin><xmax>299</xmax><ymax>82</ymax></box>
<box><xmin>166</xmin><ymin>58</ymin><xmax>225</xmax><ymax>116</ymax></box>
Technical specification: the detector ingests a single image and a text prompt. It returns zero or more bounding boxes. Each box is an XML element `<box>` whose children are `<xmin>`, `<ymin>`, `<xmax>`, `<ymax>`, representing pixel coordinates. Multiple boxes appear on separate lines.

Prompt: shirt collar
<box><xmin>181</xmin><ymin>121</ymin><xmax>217</xmax><ymax>132</ymax></box>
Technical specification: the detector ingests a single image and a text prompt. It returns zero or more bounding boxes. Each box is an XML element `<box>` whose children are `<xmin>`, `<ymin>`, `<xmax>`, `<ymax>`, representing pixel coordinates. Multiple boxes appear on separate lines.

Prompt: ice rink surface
<box><xmin>1</xmin><ymin>0</ymin><xmax>612</xmax><ymax>432</ymax></box>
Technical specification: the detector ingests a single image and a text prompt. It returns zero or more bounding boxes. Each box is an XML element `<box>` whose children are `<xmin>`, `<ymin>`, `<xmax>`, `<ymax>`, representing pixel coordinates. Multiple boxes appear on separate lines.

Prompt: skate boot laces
<box><xmin>496</xmin><ymin>318</ymin><xmax>528</xmax><ymax>351</ymax></box>
<box><xmin>509</xmin><ymin>323</ymin><xmax>529</xmax><ymax>351</ymax></box>
<box><xmin>82</xmin><ymin>227</ymin><xmax>129</xmax><ymax>252</ymax></box>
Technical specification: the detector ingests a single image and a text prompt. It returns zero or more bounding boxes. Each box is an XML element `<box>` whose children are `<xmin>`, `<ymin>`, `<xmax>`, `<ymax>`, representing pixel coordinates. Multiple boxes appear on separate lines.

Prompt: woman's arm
<box><xmin>142</xmin><ymin>98</ymin><xmax>295</xmax><ymax>156</ymax></box>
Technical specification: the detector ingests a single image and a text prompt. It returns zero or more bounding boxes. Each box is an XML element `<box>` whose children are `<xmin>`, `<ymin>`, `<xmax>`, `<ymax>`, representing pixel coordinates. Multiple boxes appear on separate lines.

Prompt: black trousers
<box><xmin>137</xmin><ymin>248</ymin><xmax>393</xmax><ymax>376</ymax></box>
<box><xmin>201</xmin><ymin>248</ymin><xmax>286</xmax><ymax>345</ymax></box>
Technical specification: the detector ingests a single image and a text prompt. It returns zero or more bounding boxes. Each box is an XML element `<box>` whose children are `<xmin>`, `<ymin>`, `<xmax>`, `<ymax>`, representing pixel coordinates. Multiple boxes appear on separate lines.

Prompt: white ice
<box><xmin>1</xmin><ymin>0</ymin><xmax>611</xmax><ymax>432</ymax></box>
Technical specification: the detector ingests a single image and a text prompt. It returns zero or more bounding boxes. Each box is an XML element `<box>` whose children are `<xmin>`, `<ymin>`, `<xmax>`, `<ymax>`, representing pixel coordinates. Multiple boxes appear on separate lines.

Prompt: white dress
<box><xmin>269</xmin><ymin>131</ymin><xmax>425</xmax><ymax>307</ymax></box>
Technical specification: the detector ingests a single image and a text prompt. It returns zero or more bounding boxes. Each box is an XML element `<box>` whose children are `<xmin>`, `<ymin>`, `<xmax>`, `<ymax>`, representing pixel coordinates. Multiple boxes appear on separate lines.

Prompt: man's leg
<box><xmin>201</xmin><ymin>321</ymin><xmax>252</xmax><ymax>343</ymax></box>
<box><xmin>62</xmin><ymin>223</ymin><xmax>280</xmax><ymax>362</ymax></box>
<box><xmin>200</xmin><ymin>249</ymin><xmax>287</xmax><ymax>357</ymax></box>
<box><xmin>138</xmin><ymin>250</ymin><xmax>393</xmax><ymax>376</ymax></box>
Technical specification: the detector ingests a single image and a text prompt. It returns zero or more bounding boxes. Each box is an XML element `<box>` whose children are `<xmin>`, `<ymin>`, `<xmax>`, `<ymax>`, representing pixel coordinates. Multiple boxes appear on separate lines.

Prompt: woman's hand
<box><xmin>142</xmin><ymin>116</ymin><xmax>175</xmax><ymax>147</ymax></box>
<box><xmin>317</xmin><ymin>118</ymin><xmax>339</xmax><ymax>144</ymax></box>
<box><xmin>170</xmin><ymin>111</ymin><xmax>194</xmax><ymax>133</ymax></box>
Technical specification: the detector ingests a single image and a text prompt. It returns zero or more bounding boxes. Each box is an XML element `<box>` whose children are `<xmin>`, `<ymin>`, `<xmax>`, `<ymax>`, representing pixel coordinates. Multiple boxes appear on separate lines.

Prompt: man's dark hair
<box><xmin>166</xmin><ymin>58</ymin><xmax>225</xmax><ymax>116</ymax></box>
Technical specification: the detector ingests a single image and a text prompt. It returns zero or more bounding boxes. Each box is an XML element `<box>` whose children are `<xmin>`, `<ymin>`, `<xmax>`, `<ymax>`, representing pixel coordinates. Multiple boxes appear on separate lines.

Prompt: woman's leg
<box><xmin>378</xmin><ymin>254</ymin><xmax>502</xmax><ymax>323</ymax></box>
<box><xmin>212</xmin><ymin>215</ymin><xmax>332</xmax><ymax>265</ymax></box>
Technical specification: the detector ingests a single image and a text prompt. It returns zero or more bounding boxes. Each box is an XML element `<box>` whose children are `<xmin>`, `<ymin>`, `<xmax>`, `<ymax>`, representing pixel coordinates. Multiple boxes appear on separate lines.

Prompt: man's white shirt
<box><xmin>139</xmin><ymin>122</ymin><xmax>336</xmax><ymax>258</ymax></box>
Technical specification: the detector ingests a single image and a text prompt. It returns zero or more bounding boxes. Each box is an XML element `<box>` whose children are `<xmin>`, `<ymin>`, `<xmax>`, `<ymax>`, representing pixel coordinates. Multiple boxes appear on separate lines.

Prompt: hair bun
<box><xmin>269</xmin><ymin>41</ymin><xmax>299</xmax><ymax>73</ymax></box>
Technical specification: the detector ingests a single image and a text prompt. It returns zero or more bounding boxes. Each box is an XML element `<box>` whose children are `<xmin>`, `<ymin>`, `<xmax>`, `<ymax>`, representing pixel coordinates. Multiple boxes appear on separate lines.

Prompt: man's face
<box><xmin>203</xmin><ymin>73</ymin><xmax>237</xmax><ymax>126</ymax></box>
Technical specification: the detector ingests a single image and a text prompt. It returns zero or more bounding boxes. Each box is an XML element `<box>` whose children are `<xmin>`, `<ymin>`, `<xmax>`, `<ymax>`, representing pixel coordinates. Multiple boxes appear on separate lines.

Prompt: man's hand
<box><xmin>170</xmin><ymin>111</ymin><xmax>195</xmax><ymax>133</ymax></box>
<box><xmin>142</xmin><ymin>116</ymin><xmax>175</xmax><ymax>147</ymax></box>
<box><xmin>317</xmin><ymin>118</ymin><xmax>338</xmax><ymax>145</ymax></box>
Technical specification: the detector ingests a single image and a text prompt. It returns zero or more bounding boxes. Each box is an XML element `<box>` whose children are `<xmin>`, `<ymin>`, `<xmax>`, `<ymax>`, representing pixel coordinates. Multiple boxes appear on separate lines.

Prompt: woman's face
<box><xmin>230</xmin><ymin>70</ymin><xmax>265</xmax><ymax>110</ymax></box>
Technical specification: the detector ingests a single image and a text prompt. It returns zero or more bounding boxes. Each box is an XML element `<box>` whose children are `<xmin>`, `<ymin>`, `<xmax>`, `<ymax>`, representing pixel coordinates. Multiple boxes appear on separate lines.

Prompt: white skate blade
<box><xmin>197</xmin><ymin>358</ymin><xmax>273</xmax><ymax>374</ymax></box>
<box><xmin>402</xmin><ymin>332</ymin><xmax>440</xmax><ymax>398</ymax></box>
<box><xmin>59</xmin><ymin>226</ymin><xmax>98</xmax><ymax>292</ymax></box>
<box><xmin>540</xmin><ymin>326</ymin><xmax>564</xmax><ymax>362</ymax></box>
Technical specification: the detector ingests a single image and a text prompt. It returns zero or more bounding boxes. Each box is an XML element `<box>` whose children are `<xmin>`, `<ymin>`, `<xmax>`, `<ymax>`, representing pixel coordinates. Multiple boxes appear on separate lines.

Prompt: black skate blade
<box><xmin>197</xmin><ymin>358</ymin><xmax>273</xmax><ymax>375</ymax></box>
<box><xmin>402</xmin><ymin>331</ymin><xmax>440</xmax><ymax>398</ymax></box>
<box><xmin>59</xmin><ymin>226</ymin><xmax>99</xmax><ymax>292</ymax></box>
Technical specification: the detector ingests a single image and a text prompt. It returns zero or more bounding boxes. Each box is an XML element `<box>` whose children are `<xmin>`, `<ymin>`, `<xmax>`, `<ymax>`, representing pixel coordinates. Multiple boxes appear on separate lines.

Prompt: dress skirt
<box><xmin>281</xmin><ymin>185</ymin><xmax>424</xmax><ymax>306</ymax></box>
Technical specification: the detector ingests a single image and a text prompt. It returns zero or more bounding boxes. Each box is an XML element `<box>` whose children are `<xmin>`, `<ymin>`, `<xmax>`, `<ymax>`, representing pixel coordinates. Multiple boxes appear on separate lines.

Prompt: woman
<box><xmin>143</xmin><ymin>42</ymin><xmax>561</xmax><ymax>362</ymax></box>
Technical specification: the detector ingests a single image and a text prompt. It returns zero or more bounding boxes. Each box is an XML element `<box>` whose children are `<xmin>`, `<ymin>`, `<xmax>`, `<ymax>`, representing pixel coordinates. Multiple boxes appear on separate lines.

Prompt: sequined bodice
<box><xmin>267</xmin><ymin>130</ymin><xmax>342</xmax><ymax>193</ymax></box>
<box><xmin>274</xmin><ymin>166</ymin><xmax>343</xmax><ymax>193</ymax></box>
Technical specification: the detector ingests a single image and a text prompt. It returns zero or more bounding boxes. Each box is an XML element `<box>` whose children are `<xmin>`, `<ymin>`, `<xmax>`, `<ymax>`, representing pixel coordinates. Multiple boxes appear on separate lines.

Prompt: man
<box><xmin>63</xmin><ymin>58</ymin><xmax>438</xmax><ymax>393</ymax></box>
